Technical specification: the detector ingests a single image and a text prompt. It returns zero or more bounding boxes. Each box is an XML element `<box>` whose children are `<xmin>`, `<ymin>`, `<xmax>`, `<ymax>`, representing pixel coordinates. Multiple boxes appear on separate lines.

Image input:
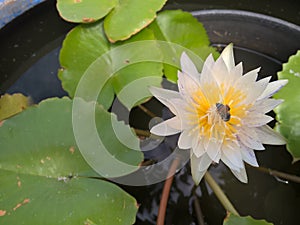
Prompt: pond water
<box><xmin>1</xmin><ymin>1</ymin><xmax>300</xmax><ymax>225</ymax></box>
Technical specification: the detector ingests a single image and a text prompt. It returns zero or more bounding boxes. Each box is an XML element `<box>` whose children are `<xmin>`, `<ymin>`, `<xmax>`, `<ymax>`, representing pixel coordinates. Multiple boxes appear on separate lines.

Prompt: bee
<box><xmin>216</xmin><ymin>103</ymin><xmax>231</xmax><ymax>122</ymax></box>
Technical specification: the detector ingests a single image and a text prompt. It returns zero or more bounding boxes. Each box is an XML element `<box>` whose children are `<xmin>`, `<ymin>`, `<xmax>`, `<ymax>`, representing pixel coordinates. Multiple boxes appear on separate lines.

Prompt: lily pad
<box><xmin>58</xmin><ymin>22</ymin><xmax>115</xmax><ymax>109</ymax></box>
<box><xmin>104</xmin><ymin>0</ymin><xmax>167</xmax><ymax>42</ymax></box>
<box><xmin>149</xmin><ymin>10</ymin><xmax>219</xmax><ymax>82</ymax></box>
<box><xmin>223</xmin><ymin>213</ymin><xmax>273</xmax><ymax>225</ymax></box>
<box><xmin>59</xmin><ymin>21</ymin><xmax>163</xmax><ymax>109</ymax></box>
<box><xmin>274</xmin><ymin>50</ymin><xmax>300</xmax><ymax>161</ymax></box>
<box><xmin>0</xmin><ymin>93</ymin><xmax>31</xmax><ymax>121</ymax></box>
<box><xmin>0</xmin><ymin>97</ymin><xmax>142</xmax><ymax>224</ymax></box>
<box><xmin>56</xmin><ymin>0</ymin><xmax>117</xmax><ymax>23</ymax></box>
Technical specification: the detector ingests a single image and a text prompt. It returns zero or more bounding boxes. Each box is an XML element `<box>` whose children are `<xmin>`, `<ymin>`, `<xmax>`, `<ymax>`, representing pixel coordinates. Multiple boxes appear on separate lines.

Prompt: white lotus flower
<box><xmin>150</xmin><ymin>44</ymin><xmax>287</xmax><ymax>184</ymax></box>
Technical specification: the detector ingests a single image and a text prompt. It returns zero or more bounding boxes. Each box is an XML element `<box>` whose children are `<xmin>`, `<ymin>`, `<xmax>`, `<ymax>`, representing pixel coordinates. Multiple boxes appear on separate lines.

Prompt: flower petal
<box><xmin>243</xmin><ymin>113</ymin><xmax>273</xmax><ymax>127</ymax></box>
<box><xmin>150</xmin><ymin>117</ymin><xmax>181</xmax><ymax>136</ymax></box>
<box><xmin>200</xmin><ymin>63</ymin><xmax>222</xmax><ymax>104</ymax></box>
<box><xmin>257</xmin><ymin>79</ymin><xmax>288</xmax><ymax>100</ymax></box>
<box><xmin>255</xmin><ymin>125</ymin><xmax>286</xmax><ymax>145</ymax></box>
<box><xmin>238</xmin><ymin>128</ymin><xmax>265</xmax><ymax>150</ymax></box>
<box><xmin>149</xmin><ymin>86</ymin><xmax>181</xmax><ymax>115</ymax></box>
<box><xmin>190</xmin><ymin>152</ymin><xmax>212</xmax><ymax>185</ymax></box>
<box><xmin>211</xmin><ymin>54</ymin><xmax>229</xmax><ymax>85</ymax></box>
<box><xmin>177</xmin><ymin>70</ymin><xmax>201</xmax><ymax>100</ymax></box>
<box><xmin>222</xmin><ymin>143</ymin><xmax>244</xmax><ymax>168</ymax></box>
<box><xmin>230</xmin><ymin>166</ymin><xmax>248</xmax><ymax>183</ymax></box>
<box><xmin>192</xmin><ymin>134</ymin><xmax>206</xmax><ymax>158</ymax></box>
<box><xmin>240</xmin><ymin>145</ymin><xmax>259</xmax><ymax>167</ymax></box>
<box><xmin>200</xmin><ymin>54</ymin><xmax>215</xmax><ymax>78</ymax></box>
<box><xmin>178</xmin><ymin>130</ymin><xmax>192</xmax><ymax>149</ymax></box>
<box><xmin>228</xmin><ymin>62</ymin><xmax>243</xmax><ymax>85</ymax></box>
<box><xmin>221</xmin><ymin>43</ymin><xmax>235</xmax><ymax>70</ymax></box>
<box><xmin>251</xmin><ymin>98</ymin><xmax>283</xmax><ymax>114</ymax></box>
<box><xmin>242</xmin><ymin>76</ymin><xmax>272</xmax><ymax>104</ymax></box>
<box><xmin>180</xmin><ymin>52</ymin><xmax>200</xmax><ymax>79</ymax></box>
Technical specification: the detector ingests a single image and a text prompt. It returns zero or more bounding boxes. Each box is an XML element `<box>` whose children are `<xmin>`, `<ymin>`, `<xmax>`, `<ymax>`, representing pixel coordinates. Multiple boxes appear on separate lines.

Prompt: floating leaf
<box><xmin>223</xmin><ymin>213</ymin><xmax>273</xmax><ymax>225</ymax></box>
<box><xmin>0</xmin><ymin>97</ymin><xmax>142</xmax><ymax>224</ymax></box>
<box><xmin>274</xmin><ymin>50</ymin><xmax>300</xmax><ymax>161</ymax></box>
<box><xmin>149</xmin><ymin>10</ymin><xmax>219</xmax><ymax>82</ymax></box>
<box><xmin>56</xmin><ymin>0</ymin><xmax>117</xmax><ymax>23</ymax></box>
<box><xmin>58</xmin><ymin>22</ymin><xmax>114</xmax><ymax>109</ymax></box>
<box><xmin>104</xmin><ymin>0</ymin><xmax>167</xmax><ymax>42</ymax></box>
<box><xmin>59</xmin><ymin>21</ymin><xmax>163</xmax><ymax>109</ymax></box>
<box><xmin>0</xmin><ymin>93</ymin><xmax>31</xmax><ymax>121</ymax></box>
<box><xmin>112</xmin><ymin>27</ymin><xmax>163</xmax><ymax>109</ymax></box>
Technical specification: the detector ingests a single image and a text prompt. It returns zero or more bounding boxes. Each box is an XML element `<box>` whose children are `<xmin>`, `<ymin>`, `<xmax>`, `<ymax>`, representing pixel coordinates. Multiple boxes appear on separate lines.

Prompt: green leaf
<box><xmin>149</xmin><ymin>10</ymin><xmax>219</xmax><ymax>82</ymax></box>
<box><xmin>274</xmin><ymin>50</ymin><xmax>300</xmax><ymax>162</ymax></box>
<box><xmin>0</xmin><ymin>93</ymin><xmax>31</xmax><ymax>121</ymax></box>
<box><xmin>56</xmin><ymin>0</ymin><xmax>117</xmax><ymax>23</ymax></box>
<box><xmin>223</xmin><ymin>213</ymin><xmax>273</xmax><ymax>225</ymax></box>
<box><xmin>112</xmin><ymin>27</ymin><xmax>163</xmax><ymax>108</ymax></box>
<box><xmin>0</xmin><ymin>97</ymin><xmax>141</xmax><ymax>224</ymax></box>
<box><xmin>104</xmin><ymin>0</ymin><xmax>167</xmax><ymax>42</ymax></box>
<box><xmin>59</xmin><ymin>21</ymin><xmax>163</xmax><ymax>109</ymax></box>
<box><xmin>58</xmin><ymin>21</ymin><xmax>114</xmax><ymax>109</ymax></box>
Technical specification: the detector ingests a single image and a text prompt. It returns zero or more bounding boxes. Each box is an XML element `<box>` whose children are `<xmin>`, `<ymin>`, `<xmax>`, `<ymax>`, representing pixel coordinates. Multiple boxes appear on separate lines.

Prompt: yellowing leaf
<box><xmin>0</xmin><ymin>93</ymin><xmax>31</xmax><ymax>121</ymax></box>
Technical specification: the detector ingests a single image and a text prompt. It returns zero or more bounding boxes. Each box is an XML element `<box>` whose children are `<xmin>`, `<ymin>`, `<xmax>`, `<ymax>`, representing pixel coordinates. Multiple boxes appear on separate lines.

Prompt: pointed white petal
<box><xmin>240</xmin><ymin>145</ymin><xmax>259</xmax><ymax>167</ymax></box>
<box><xmin>192</xmin><ymin>135</ymin><xmax>206</xmax><ymax>158</ymax></box>
<box><xmin>206</xmin><ymin>140</ymin><xmax>222</xmax><ymax>162</ymax></box>
<box><xmin>221</xmin><ymin>43</ymin><xmax>235</xmax><ymax>70</ymax></box>
<box><xmin>242</xmin><ymin>76</ymin><xmax>272</xmax><ymax>104</ymax></box>
<box><xmin>222</xmin><ymin>144</ymin><xmax>244</xmax><ymax>168</ymax></box>
<box><xmin>257</xmin><ymin>79</ymin><xmax>288</xmax><ymax>100</ymax></box>
<box><xmin>230</xmin><ymin>166</ymin><xmax>248</xmax><ymax>183</ymax></box>
<box><xmin>211</xmin><ymin>54</ymin><xmax>229</xmax><ymax>85</ymax></box>
<box><xmin>149</xmin><ymin>86</ymin><xmax>181</xmax><ymax>115</ymax></box>
<box><xmin>251</xmin><ymin>99</ymin><xmax>283</xmax><ymax>114</ymax></box>
<box><xmin>150</xmin><ymin>117</ymin><xmax>181</xmax><ymax>136</ymax></box>
<box><xmin>238</xmin><ymin>128</ymin><xmax>265</xmax><ymax>150</ymax></box>
<box><xmin>255</xmin><ymin>125</ymin><xmax>286</xmax><ymax>145</ymax></box>
<box><xmin>191</xmin><ymin>153</ymin><xmax>212</xmax><ymax>185</ymax></box>
<box><xmin>180</xmin><ymin>52</ymin><xmax>200</xmax><ymax>78</ymax></box>
<box><xmin>233</xmin><ymin>68</ymin><xmax>260</xmax><ymax>93</ymax></box>
<box><xmin>228</xmin><ymin>62</ymin><xmax>243</xmax><ymax>84</ymax></box>
<box><xmin>200</xmin><ymin>54</ymin><xmax>215</xmax><ymax>78</ymax></box>
<box><xmin>200</xmin><ymin>65</ymin><xmax>222</xmax><ymax>104</ymax></box>
<box><xmin>149</xmin><ymin>86</ymin><xmax>180</xmax><ymax>99</ymax></box>
<box><xmin>221</xmin><ymin>152</ymin><xmax>240</xmax><ymax>171</ymax></box>
<box><xmin>178</xmin><ymin>130</ymin><xmax>193</xmax><ymax>149</ymax></box>
<box><xmin>243</xmin><ymin>113</ymin><xmax>273</xmax><ymax>127</ymax></box>
<box><xmin>177</xmin><ymin>70</ymin><xmax>201</xmax><ymax>99</ymax></box>
<box><xmin>243</xmin><ymin>67</ymin><xmax>260</xmax><ymax>83</ymax></box>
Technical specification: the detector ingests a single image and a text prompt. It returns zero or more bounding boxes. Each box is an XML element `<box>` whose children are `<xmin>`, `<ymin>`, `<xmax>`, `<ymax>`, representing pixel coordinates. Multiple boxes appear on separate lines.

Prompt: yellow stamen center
<box><xmin>186</xmin><ymin>84</ymin><xmax>250</xmax><ymax>143</ymax></box>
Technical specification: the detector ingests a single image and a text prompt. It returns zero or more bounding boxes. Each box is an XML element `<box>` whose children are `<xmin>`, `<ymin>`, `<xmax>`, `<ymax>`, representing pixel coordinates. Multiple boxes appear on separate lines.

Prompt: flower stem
<box><xmin>138</xmin><ymin>104</ymin><xmax>156</xmax><ymax>118</ymax></box>
<box><xmin>134</xmin><ymin>128</ymin><xmax>151</xmax><ymax>137</ymax></box>
<box><xmin>193</xmin><ymin>192</ymin><xmax>205</xmax><ymax>225</ymax></box>
<box><xmin>204</xmin><ymin>172</ymin><xmax>240</xmax><ymax>216</ymax></box>
<box><xmin>254</xmin><ymin>166</ymin><xmax>300</xmax><ymax>184</ymax></box>
<box><xmin>157</xmin><ymin>157</ymin><xmax>180</xmax><ymax>225</ymax></box>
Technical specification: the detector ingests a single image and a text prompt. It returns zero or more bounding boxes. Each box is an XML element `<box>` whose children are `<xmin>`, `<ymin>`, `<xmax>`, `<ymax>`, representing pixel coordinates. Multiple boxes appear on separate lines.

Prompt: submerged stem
<box><xmin>254</xmin><ymin>166</ymin><xmax>300</xmax><ymax>184</ymax></box>
<box><xmin>204</xmin><ymin>172</ymin><xmax>240</xmax><ymax>216</ymax></box>
<box><xmin>134</xmin><ymin>128</ymin><xmax>151</xmax><ymax>137</ymax></box>
<box><xmin>138</xmin><ymin>104</ymin><xmax>157</xmax><ymax>118</ymax></box>
<box><xmin>157</xmin><ymin>157</ymin><xmax>180</xmax><ymax>225</ymax></box>
<box><xmin>193</xmin><ymin>192</ymin><xmax>205</xmax><ymax>225</ymax></box>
